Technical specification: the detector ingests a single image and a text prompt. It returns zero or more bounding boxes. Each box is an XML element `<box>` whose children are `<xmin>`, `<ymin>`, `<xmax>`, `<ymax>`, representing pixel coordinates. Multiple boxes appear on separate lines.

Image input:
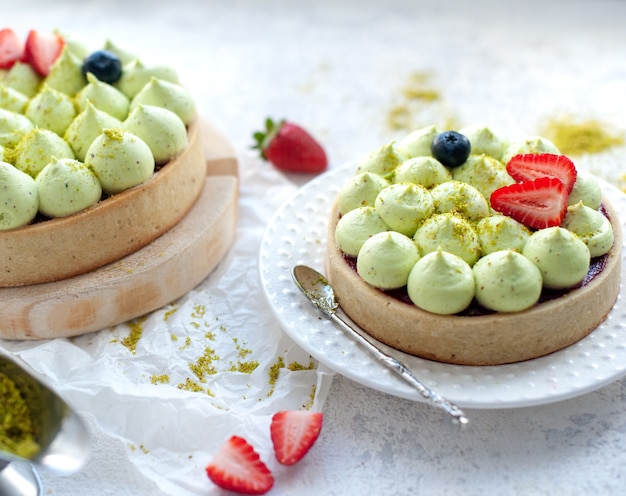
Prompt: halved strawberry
<box><xmin>506</xmin><ymin>153</ymin><xmax>577</xmax><ymax>193</ymax></box>
<box><xmin>0</xmin><ymin>28</ymin><xmax>23</xmax><ymax>69</ymax></box>
<box><xmin>205</xmin><ymin>435</ymin><xmax>274</xmax><ymax>495</ymax></box>
<box><xmin>22</xmin><ymin>30</ymin><xmax>64</xmax><ymax>76</ymax></box>
<box><xmin>490</xmin><ymin>177</ymin><xmax>568</xmax><ymax>229</ymax></box>
<box><xmin>270</xmin><ymin>410</ymin><xmax>323</xmax><ymax>465</ymax></box>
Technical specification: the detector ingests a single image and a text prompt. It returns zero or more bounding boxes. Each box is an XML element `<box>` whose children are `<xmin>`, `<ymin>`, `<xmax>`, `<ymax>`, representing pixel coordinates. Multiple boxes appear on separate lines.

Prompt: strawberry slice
<box><xmin>0</xmin><ymin>28</ymin><xmax>23</xmax><ymax>69</ymax></box>
<box><xmin>253</xmin><ymin>118</ymin><xmax>328</xmax><ymax>174</ymax></box>
<box><xmin>270</xmin><ymin>410</ymin><xmax>323</xmax><ymax>465</ymax></box>
<box><xmin>205</xmin><ymin>435</ymin><xmax>274</xmax><ymax>495</ymax></box>
<box><xmin>490</xmin><ymin>177</ymin><xmax>568</xmax><ymax>229</ymax></box>
<box><xmin>22</xmin><ymin>30</ymin><xmax>64</xmax><ymax>76</ymax></box>
<box><xmin>506</xmin><ymin>153</ymin><xmax>577</xmax><ymax>193</ymax></box>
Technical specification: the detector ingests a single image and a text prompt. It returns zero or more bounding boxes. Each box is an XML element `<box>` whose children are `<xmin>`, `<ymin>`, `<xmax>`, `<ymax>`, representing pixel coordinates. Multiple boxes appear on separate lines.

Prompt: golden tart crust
<box><xmin>326</xmin><ymin>198</ymin><xmax>622</xmax><ymax>366</ymax></box>
<box><xmin>0</xmin><ymin>118</ymin><xmax>205</xmax><ymax>287</ymax></box>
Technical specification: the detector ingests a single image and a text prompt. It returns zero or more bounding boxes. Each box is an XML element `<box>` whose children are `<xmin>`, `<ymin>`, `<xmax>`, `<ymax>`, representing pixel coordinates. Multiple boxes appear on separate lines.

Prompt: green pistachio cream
<box><xmin>334</xmin><ymin>124</ymin><xmax>614</xmax><ymax>315</ymax></box>
<box><xmin>0</xmin><ymin>35</ymin><xmax>193</xmax><ymax>229</ymax></box>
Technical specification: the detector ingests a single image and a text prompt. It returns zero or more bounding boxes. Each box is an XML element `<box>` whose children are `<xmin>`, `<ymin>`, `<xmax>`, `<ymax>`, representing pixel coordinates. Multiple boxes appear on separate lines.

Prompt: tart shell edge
<box><xmin>326</xmin><ymin>198</ymin><xmax>623</xmax><ymax>366</ymax></box>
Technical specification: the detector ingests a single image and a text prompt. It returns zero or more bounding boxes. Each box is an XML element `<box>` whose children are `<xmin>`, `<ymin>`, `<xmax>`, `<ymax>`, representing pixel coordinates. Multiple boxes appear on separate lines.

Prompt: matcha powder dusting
<box><xmin>543</xmin><ymin>117</ymin><xmax>625</xmax><ymax>155</ymax></box>
<box><xmin>0</xmin><ymin>372</ymin><xmax>40</xmax><ymax>458</ymax></box>
<box><xmin>386</xmin><ymin>71</ymin><xmax>458</xmax><ymax>133</ymax></box>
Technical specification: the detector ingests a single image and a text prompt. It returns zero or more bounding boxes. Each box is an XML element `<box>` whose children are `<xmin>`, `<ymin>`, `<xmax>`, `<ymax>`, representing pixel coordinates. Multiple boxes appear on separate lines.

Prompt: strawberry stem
<box><xmin>252</xmin><ymin>117</ymin><xmax>284</xmax><ymax>160</ymax></box>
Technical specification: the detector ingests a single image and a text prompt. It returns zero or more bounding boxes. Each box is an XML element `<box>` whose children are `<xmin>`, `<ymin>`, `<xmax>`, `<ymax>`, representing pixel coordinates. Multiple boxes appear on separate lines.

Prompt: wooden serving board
<box><xmin>0</xmin><ymin>121</ymin><xmax>238</xmax><ymax>340</ymax></box>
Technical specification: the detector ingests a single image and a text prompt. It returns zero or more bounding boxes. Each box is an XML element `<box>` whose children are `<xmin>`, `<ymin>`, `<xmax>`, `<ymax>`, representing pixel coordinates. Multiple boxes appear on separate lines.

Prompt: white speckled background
<box><xmin>3</xmin><ymin>0</ymin><xmax>626</xmax><ymax>494</ymax></box>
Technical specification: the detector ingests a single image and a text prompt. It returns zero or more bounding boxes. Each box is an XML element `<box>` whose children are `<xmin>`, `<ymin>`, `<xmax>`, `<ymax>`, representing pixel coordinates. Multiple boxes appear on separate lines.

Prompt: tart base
<box><xmin>326</xmin><ymin>200</ymin><xmax>622</xmax><ymax>366</ymax></box>
<box><xmin>0</xmin><ymin>121</ymin><xmax>238</xmax><ymax>340</ymax></box>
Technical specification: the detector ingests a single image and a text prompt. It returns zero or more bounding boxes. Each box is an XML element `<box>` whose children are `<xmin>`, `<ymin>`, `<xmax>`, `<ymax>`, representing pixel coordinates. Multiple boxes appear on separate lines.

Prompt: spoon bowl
<box><xmin>0</xmin><ymin>353</ymin><xmax>89</xmax><ymax>478</ymax></box>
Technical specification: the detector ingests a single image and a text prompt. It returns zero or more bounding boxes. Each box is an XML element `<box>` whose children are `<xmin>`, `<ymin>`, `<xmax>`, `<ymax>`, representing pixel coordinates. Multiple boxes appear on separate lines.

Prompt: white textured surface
<box><xmin>3</xmin><ymin>0</ymin><xmax>626</xmax><ymax>495</ymax></box>
<box><xmin>259</xmin><ymin>163</ymin><xmax>626</xmax><ymax>409</ymax></box>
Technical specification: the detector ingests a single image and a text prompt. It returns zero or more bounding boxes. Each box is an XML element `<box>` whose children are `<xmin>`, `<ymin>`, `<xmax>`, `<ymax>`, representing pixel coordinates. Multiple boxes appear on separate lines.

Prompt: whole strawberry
<box><xmin>253</xmin><ymin>118</ymin><xmax>328</xmax><ymax>173</ymax></box>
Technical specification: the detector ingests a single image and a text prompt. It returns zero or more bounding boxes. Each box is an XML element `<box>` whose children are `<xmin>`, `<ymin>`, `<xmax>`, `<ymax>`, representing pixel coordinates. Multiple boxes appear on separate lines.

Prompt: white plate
<box><xmin>258</xmin><ymin>163</ymin><xmax>626</xmax><ymax>409</ymax></box>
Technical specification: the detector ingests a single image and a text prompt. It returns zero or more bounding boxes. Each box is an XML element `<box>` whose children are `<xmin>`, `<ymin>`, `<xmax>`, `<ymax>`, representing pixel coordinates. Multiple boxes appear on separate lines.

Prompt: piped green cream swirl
<box><xmin>0</xmin><ymin>161</ymin><xmax>39</xmax><ymax>230</ymax></box>
<box><xmin>65</xmin><ymin>101</ymin><xmax>122</xmax><ymax>162</ymax></box>
<box><xmin>43</xmin><ymin>46</ymin><xmax>86</xmax><ymax>97</ymax></box>
<box><xmin>123</xmin><ymin>105</ymin><xmax>187</xmax><ymax>164</ymax></box>
<box><xmin>374</xmin><ymin>183</ymin><xmax>434</xmax><ymax>237</ymax></box>
<box><xmin>0</xmin><ymin>108</ymin><xmax>34</xmax><ymax>148</ymax></box>
<box><xmin>562</xmin><ymin>201</ymin><xmax>613</xmax><ymax>257</ymax></box>
<box><xmin>76</xmin><ymin>72</ymin><xmax>130</xmax><ymax>121</ymax></box>
<box><xmin>36</xmin><ymin>157</ymin><xmax>102</xmax><ymax>218</ymax></box>
<box><xmin>85</xmin><ymin>128</ymin><xmax>155</xmax><ymax>194</ymax></box>
<box><xmin>413</xmin><ymin>213</ymin><xmax>481</xmax><ymax>266</ymax></box>
<box><xmin>356</xmin><ymin>231</ymin><xmax>420</xmax><ymax>290</ymax></box>
<box><xmin>522</xmin><ymin>227</ymin><xmax>590</xmax><ymax>289</ymax></box>
<box><xmin>131</xmin><ymin>77</ymin><xmax>196</xmax><ymax>125</ymax></box>
<box><xmin>337</xmin><ymin>172</ymin><xmax>390</xmax><ymax>215</ymax></box>
<box><xmin>473</xmin><ymin>250</ymin><xmax>543</xmax><ymax>312</ymax></box>
<box><xmin>355</xmin><ymin>142</ymin><xmax>405</xmax><ymax>175</ymax></box>
<box><xmin>395</xmin><ymin>124</ymin><xmax>438</xmax><ymax>158</ymax></box>
<box><xmin>407</xmin><ymin>249</ymin><xmax>475</xmax><ymax>315</ymax></box>
<box><xmin>25</xmin><ymin>84</ymin><xmax>76</xmax><ymax>137</ymax></box>
<box><xmin>392</xmin><ymin>156</ymin><xmax>451</xmax><ymax>188</ymax></box>
<box><xmin>12</xmin><ymin>128</ymin><xmax>75</xmax><ymax>178</ymax></box>
<box><xmin>335</xmin><ymin>206</ymin><xmax>388</xmax><ymax>257</ymax></box>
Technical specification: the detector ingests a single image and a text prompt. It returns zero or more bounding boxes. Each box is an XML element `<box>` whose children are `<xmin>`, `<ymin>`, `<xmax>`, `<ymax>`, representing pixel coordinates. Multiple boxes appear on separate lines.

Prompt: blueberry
<box><xmin>431</xmin><ymin>131</ymin><xmax>471</xmax><ymax>168</ymax></box>
<box><xmin>82</xmin><ymin>50</ymin><xmax>122</xmax><ymax>84</ymax></box>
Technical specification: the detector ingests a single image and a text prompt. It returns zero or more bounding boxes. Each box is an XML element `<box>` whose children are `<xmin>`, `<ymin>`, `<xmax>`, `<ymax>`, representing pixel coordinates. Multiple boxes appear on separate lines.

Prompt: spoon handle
<box><xmin>329</xmin><ymin>312</ymin><xmax>468</xmax><ymax>425</ymax></box>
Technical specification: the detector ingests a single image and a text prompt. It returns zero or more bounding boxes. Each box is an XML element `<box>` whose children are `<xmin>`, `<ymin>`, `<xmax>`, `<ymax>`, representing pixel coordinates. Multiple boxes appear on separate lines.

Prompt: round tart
<box><xmin>0</xmin><ymin>30</ymin><xmax>207</xmax><ymax>287</ymax></box>
<box><xmin>0</xmin><ymin>121</ymin><xmax>238</xmax><ymax>340</ymax></box>
<box><xmin>0</xmin><ymin>119</ymin><xmax>205</xmax><ymax>287</ymax></box>
<box><xmin>327</xmin><ymin>199</ymin><xmax>621</xmax><ymax>366</ymax></box>
<box><xmin>326</xmin><ymin>125</ymin><xmax>623</xmax><ymax>366</ymax></box>
<box><xmin>0</xmin><ymin>30</ymin><xmax>239</xmax><ymax>339</ymax></box>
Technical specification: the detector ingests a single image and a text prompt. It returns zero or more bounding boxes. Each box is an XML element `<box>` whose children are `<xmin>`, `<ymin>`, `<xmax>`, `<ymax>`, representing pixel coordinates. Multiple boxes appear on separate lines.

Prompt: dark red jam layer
<box><xmin>343</xmin><ymin>252</ymin><xmax>608</xmax><ymax>316</ymax></box>
<box><xmin>342</xmin><ymin>204</ymin><xmax>612</xmax><ymax>317</ymax></box>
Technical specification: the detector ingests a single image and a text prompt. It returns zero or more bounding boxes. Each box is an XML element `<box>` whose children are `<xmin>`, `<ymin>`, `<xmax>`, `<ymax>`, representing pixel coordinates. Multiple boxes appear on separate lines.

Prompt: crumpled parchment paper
<box><xmin>0</xmin><ymin>154</ymin><xmax>333</xmax><ymax>495</ymax></box>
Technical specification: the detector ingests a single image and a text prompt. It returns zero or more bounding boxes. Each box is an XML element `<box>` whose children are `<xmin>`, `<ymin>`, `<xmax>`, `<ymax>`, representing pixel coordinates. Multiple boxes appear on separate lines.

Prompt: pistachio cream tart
<box><xmin>0</xmin><ymin>29</ymin><xmax>206</xmax><ymax>286</ymax></box>
<box><xmin>327</xmin><ymin>124</ymin><xmax>622</xmax><ymax>366</ymax></box>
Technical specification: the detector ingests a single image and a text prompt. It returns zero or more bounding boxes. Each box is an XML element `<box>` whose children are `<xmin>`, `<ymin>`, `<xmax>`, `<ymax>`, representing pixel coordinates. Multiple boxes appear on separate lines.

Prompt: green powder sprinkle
<box><xmin>191</xmin><ymin>304</ymin><xmax>207</xmax><ymax>320</ymax></box>
<box><xmin>287</xmin><ymin>358</ymin><xmax>316</xmax><ymax>371</ymax></box>
<box><xmin>177</xmin><ymin>378</ymin><xmax>207</xmax><ymax>393</ymax></box>
<box><xmin>189</xmin><ymin>347</ymin><xmax>220</xmax><ymax>382</ymax></box>
<box><xmin>178</xmin><ymin>336</ymin><xmax>192</xmax><ymax>351</ymax></box>
<box><xmin>386</xmin><ymin>71</ymin><xmax>459</xmax><ymax>133</ymax></box>
<box><xmin>0</xmin><ymin>372</ymin><xmax>40</xmax><ymax>458</ymax></box>
<box><xmin>304</xmin><ymin>384</ymin><xmax>317</xmax><ymax>410</ymax></box>
<box><xmin>268</xmin><ymin>356</ymin><xmax>285</xmax><ymax>387</ymax></box>
<box><xmin>163</xmin><ymin>306</ymin><xmax>178</xmax><ymax>322</ymax></box>
<box><xmin>150</xmin><ymin>374</ymin><xmax>170</xmax><ymax>385</ymax></box>
<box><xmin>121</xmin><ymin>316</ymin><xmax>147</xmax><ymax>354</ymax></box>
<box><xmin>543</xmin><ymin>117</ymin><xmax>625</xmax><ymax>155</ymax></box>
<box><xmin>229</xmin><ymin>361</ymin><xmax>260</xmax><ymax>374</ymax></box>
<box><xmin>266</xmin><ymin>356</ymin><xmax>285</xmax><ymax>397</ymax></box>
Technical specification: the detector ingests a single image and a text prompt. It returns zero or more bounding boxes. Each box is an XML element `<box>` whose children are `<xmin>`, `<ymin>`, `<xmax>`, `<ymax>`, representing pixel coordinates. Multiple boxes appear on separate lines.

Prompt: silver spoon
<box><xmin>0</xmin><ymin>459</ymin><xmax>42</xmax><ymax>496</ymax></box>
<box><xmin>0</xmin><ymin>352</ymin><xmax>90</xmax><ymax>496</ymax></box>
<box><xmin>292</xmin><ymin>265</ymin><xmax>469</xmax><ymax>425</ymax></box>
